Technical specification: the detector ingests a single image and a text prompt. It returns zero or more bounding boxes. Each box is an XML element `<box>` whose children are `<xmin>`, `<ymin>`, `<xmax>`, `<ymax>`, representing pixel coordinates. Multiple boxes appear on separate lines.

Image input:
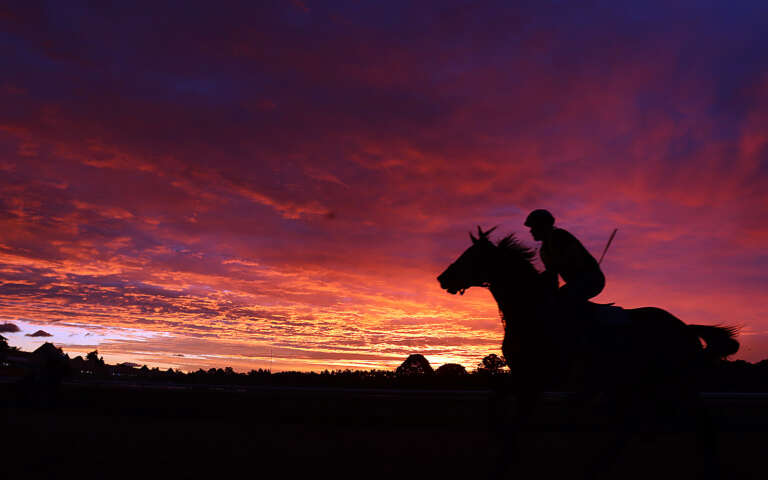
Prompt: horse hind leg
<box><xmin>691</xmin><ymin>396</ymin><xmax>722</xmax><ymax>480</ymax></box>
<box><xmin>667</xmin><ymin>359</ymin><xmax>722</xmax><ymax>479</ymax></box>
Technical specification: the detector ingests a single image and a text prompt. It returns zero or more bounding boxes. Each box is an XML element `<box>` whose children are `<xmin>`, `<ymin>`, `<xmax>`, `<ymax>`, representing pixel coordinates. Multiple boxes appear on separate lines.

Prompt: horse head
<box><xmin>437</xmin><ymin>226</ymin><xmax>498</xmax><ymax>295</ymax></box>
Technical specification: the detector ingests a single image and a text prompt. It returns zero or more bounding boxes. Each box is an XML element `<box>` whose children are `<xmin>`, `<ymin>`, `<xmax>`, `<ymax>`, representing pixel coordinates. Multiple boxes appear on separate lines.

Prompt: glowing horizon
<box><xmin>1</xmin><ymin>1</ymin><xmax>767</xmax><ymax>372</ymax></box>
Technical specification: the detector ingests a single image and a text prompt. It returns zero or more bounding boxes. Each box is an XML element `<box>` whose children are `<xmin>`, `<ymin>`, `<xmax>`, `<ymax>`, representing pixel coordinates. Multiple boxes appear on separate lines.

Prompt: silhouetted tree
<box><xmin>0</xmin><ymin>334</ymin><xmax>18</xmax><ymax>355</ymax></box>
<box><xmin>478</xmin><ymin>354</ymin><xmax>506</xmax><ymax>374</ymax></box>
<box><xmin>22</xmin><ymin>343</ymin><xmax>71</xmax><ymax>407</ymax></box>
<box><xmin>0</xmin><ymin>334</ymin><xmax>8</xmax><ymax>363</ymax></box>
<box><xmin>396</xmin><ymin>354</ymin><xmax>434</xmax><ymax>376</ymax></box>
<box><xmin>86</xmin><ymin>350</ymin><xmax>105</xmax><ymax>367</ymax></box>
<box><xmin>435</xmin><ymin>363</ymin><xmax>468</xmax><ymax>377</ymax></box>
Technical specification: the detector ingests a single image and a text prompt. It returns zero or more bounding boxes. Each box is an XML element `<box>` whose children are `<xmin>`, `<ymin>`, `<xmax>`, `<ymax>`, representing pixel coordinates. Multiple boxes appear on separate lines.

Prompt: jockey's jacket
<box><xmin>539</xmin><ymin>228</ymin><xmax>602</xmax><ymax>286</ymax></box>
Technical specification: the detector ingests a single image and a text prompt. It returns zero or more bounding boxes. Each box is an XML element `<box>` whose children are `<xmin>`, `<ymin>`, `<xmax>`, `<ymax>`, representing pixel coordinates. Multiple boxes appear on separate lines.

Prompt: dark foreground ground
<box><xmin>2</xmin><ymin>381</ymin><xmax>767</xmax><ymax>480</ymax></box>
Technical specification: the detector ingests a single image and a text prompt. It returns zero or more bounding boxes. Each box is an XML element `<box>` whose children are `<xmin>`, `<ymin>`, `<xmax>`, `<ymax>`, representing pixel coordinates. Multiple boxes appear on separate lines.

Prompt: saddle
<box><xmin>546</xmin><ymin>298</ymin><xmax>630</xmax><ymax>328</ymax></box>
<box><xmin>585</xmin><ymin>302</ymin><xmax>631</xmax><ymax>327</ymax></box>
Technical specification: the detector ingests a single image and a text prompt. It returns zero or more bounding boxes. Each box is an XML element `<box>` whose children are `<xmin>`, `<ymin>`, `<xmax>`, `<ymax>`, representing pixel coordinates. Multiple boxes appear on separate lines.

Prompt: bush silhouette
<box><xmin>396</xmin><ymin>354</ymin><xmax>434</xmax><ymax>377</ymax></box>
<box><xmin>477</xmin><ymin>354</ymin><xmax>506</xmax><ymax>374</ymax></box>
<box><xmin>436</xmin><ymin>363</ymin><xmax>468</xmax><ymax>377</ymax></box>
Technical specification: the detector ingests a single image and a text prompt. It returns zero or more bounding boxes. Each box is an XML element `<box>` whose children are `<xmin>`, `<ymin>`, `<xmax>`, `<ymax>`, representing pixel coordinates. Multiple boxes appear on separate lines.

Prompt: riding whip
<box><xmin>598</xmin><ymin>228</ymin><xmax>618</xmax><ymax>265</ymax></box>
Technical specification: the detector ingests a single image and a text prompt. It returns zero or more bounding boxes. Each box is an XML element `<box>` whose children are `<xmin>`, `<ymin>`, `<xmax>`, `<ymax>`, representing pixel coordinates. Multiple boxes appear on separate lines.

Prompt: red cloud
<box><xmin>0</xmin><ymin>1</ymin><xmax>766</xmax><ymax>370</ymax></box>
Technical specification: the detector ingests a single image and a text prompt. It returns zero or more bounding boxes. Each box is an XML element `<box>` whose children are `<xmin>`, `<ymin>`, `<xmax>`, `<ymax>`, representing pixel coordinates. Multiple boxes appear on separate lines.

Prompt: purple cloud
<box><xmin>26</xmin><ymin>330</ymin><xmax>52</xmax><ymax>337</ymax></box>
<box><xmin>0</xmin><ymin>323</ymin><xmax>20</xmax><ymax>333</ymax></box>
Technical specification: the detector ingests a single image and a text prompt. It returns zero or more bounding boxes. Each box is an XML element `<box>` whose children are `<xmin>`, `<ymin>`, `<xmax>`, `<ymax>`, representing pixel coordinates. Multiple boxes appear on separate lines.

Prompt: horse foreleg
<box><xmin>487</xmin><ymin>378</ymin><xmax>538</xmax><ymax>480</ymax></box>
<box><xmin>487</xmin><ymin>376</ymin><xmax>512</xmax><ymax>479</ymax></box>
<box><xmin>487</xmin><ymin>383</ymin><xmax>506</xmax><ymax>479</ymax></box>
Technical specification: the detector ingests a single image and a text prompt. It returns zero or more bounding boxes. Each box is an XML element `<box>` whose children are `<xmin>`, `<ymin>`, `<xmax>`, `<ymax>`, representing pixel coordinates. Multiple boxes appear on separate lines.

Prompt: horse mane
<box><xmin>495</xmin><ymin>233</ymin><xmax>538</xmax><ymax>268</ymax></box>
<box><xmin>492</xmin><ymin>233</ymin><xmax>540</xmax><ymax>329</ymax></box>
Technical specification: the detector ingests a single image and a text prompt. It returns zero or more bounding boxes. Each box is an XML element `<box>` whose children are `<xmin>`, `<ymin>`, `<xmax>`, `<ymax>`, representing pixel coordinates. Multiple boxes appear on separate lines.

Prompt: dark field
<box><xmin>3</xmin><ymin>381</ymin><xmax>767</xmax><ymax>480</ymax></box>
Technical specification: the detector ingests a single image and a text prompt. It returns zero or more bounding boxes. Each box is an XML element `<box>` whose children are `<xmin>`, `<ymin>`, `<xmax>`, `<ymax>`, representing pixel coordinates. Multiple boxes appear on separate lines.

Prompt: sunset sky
<box><xmin>1</xmin><ymin>1</ymin><xmax>767</xmax><ymax>372</ymax></box>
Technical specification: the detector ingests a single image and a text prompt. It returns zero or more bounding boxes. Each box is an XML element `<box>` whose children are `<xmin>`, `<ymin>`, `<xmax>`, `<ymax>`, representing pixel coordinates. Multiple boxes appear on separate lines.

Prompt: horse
<box><xmin>436</xmin><ymin>226</ymin><xmax>739</xmax><ymax>479</ymax></box>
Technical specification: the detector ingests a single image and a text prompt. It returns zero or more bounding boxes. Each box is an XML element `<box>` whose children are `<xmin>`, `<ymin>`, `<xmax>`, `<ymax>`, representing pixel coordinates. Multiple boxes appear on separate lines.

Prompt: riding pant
<box><xmin>559</xmin><ymin>269</ymin><xmax>605</xmax><ymax>303</ymax></box>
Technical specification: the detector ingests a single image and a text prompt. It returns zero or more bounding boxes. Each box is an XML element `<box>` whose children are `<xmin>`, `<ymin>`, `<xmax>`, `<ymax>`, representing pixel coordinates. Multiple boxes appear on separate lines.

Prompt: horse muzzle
<box><xmin>437</xmin><ymin>271</ymin><xmax>466</xmax><ymax>295</ymax></box>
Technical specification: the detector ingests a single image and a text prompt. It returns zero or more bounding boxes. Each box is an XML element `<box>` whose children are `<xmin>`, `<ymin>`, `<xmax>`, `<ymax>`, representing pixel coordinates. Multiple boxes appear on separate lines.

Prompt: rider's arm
<box><xmin>539</xmin><ymin>242</ymin><xmax>559</xmax><ymax>292</ymax></box>
<box><xmin>552</xmin><ymin>229</ymin><xmax>598</xmax><ymax>272</ymax></box>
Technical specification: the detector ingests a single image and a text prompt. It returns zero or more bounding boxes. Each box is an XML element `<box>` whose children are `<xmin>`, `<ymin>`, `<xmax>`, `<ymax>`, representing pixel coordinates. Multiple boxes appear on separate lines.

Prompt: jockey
<box><xmin>524</xmin><ymin>209</ymin><xmax>605</xmax><ymax>307</ymax></box>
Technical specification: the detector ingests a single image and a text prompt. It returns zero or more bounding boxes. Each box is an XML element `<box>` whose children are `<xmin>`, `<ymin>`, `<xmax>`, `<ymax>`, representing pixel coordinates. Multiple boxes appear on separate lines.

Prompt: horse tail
<box><xmin>688</xmin><ymin>324</ymin><xmax>740</xmax><ymax>358</ymax></box>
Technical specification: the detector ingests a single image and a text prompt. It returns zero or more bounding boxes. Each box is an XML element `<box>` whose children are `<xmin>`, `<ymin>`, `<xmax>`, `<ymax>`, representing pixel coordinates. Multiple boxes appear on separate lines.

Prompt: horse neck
<box><xmin>488</xmin><ymin>263</ymin><xmax>541</xmax><ymax>325</ymax></box>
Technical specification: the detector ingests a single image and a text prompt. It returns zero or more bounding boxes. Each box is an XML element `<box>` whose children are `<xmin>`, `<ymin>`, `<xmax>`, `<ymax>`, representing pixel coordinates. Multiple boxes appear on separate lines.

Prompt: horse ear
<box><xmin>478</xmin><ymin>225</ymin><xmax>497</xmax><ymax>238</ymax></box>
<box><xmin>469</xmin><ymin>232</ymin><xmax>478</xmax><ymax>244</ymax></box>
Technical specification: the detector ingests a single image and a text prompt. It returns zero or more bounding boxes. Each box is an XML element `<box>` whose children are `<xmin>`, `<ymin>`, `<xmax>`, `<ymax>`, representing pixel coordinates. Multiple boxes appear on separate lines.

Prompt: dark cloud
<box><xmin>0</xmin><ymin>322</ymin><xmax>20</xmax><ymax>333</ymax></box>
<box><xmin>26</xmin><ymin>329</ymin><xmax>52</xmax><ymax>337</ymax></box>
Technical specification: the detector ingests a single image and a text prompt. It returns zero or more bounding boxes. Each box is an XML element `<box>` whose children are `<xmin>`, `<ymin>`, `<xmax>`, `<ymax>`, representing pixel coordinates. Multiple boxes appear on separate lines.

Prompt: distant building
<box><xmin>30</xmin><ymin>342</ymin><xmax>70</xmax><ymax>380</ymax></box>
<box><xmin>111</xmin><ymin>363</ymin><xmax>139</xmax><ymax>377</ymax></box>
<box><xmin>33</xmin><ymin>342</ymin><xmax>66</xmax><ymax>361</ymax></box>
<box><xmin>1</xmin><ymin>350</ymin><xmax>33</xmax><ymax>377</ymax></box>
<box><xmin>69</xmin><ymin>355</ymin><xmax>88</xmax><ymax>374</ymax></box>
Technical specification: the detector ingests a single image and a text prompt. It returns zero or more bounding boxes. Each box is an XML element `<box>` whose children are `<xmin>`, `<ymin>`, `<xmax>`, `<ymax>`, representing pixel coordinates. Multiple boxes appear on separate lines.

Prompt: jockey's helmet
<box><xmin>524</xmin><ymin>209</ymin><xmax>555</xmax><ymax>228</ymax></box>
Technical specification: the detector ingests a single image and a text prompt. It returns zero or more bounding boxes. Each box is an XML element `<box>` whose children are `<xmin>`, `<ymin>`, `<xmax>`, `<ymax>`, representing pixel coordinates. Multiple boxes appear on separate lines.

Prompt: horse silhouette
<box><xmin>437</xmin><ymin>227</ymin><xmax>739</xmax><ymax>479</ymax></box>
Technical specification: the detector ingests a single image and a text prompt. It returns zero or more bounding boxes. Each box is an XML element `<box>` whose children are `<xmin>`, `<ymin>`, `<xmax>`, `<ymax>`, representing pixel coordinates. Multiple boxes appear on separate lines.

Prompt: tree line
<box><xmin>2</xmin><ymin>336</ymin><xmax>768</xmax><ymax>391</ymax></box>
